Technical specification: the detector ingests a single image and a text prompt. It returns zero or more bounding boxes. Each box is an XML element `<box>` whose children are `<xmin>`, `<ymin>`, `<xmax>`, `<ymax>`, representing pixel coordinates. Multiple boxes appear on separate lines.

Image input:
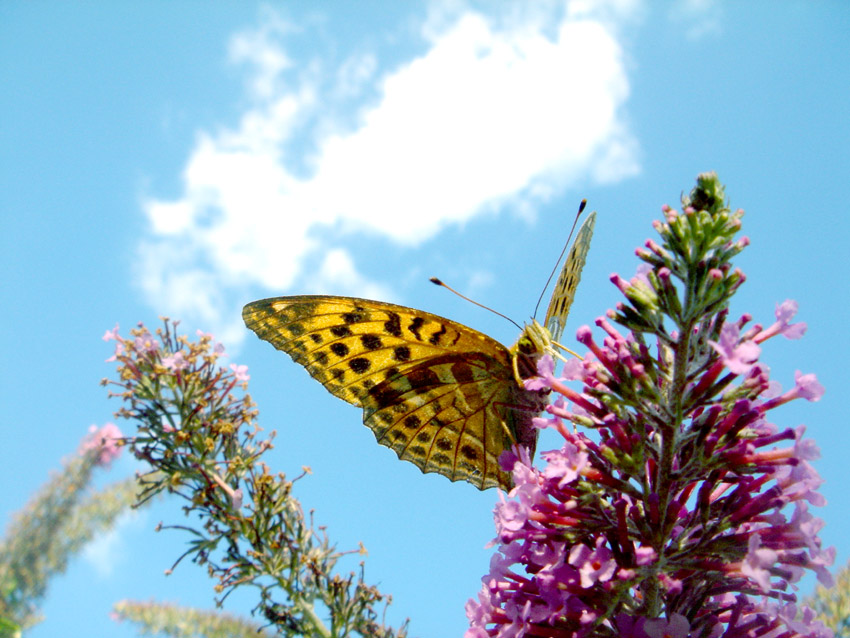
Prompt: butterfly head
<box><xmin>509</xmin><ymin>319</ymin><xmax>555</xmax><ymax>385</ymax></box>
<box><xmin>517</xmin><ymin>319</ymin><xmax>553</xmax><ymax>353</ymax></box>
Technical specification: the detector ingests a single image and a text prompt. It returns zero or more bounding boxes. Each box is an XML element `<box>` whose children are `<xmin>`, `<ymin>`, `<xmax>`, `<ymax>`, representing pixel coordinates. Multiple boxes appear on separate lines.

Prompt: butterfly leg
<box><xmin>511</xmin><ymin>354</ymin><xmax>524</xmax><ymax>387</ymax></box>
<box><xmin>498</xmin><ymin>417</ymin><xmax>517</xmax><ymax>445</ymax></box>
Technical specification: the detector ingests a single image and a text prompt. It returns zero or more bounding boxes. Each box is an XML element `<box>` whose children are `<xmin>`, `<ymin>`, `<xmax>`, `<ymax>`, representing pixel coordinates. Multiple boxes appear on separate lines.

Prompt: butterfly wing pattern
<box><xmin>242</xmin><ymin>297</ymin><xmax>546</xmax><ymax>489</ymax></box>
<box><xmin>242</xmin><ymin>212</ymin><xmax>595</xmax><ymax>490</ymax></box>
<box><xmin>544</xmin><ymin>211</ymin><xmax>596</xmax><ymax>342</ymax></box>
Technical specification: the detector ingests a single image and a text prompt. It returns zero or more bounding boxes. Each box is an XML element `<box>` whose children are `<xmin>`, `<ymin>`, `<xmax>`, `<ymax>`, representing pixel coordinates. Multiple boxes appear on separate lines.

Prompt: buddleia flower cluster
<box><xmin>466</xmin><ymin>173</ymin><xmax>834</xmax><ymax>638</ymax></box>
<box><xmin>102</xmin><ymin>320</ymin><xmax>407</xmax><ymax>638</ymax></box>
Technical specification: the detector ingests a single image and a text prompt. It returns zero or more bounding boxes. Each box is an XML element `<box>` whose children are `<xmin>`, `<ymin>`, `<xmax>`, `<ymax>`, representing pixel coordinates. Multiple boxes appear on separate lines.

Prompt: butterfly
<box><xmin>242</xmin><ymin>209</ymin><xmax>595</xmax><ymax>490</ymax></box>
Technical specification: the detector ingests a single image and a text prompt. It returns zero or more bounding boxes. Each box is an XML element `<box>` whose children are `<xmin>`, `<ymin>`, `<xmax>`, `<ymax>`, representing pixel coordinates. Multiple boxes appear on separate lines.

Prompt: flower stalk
<box><xmin>103</xmin><ymin>319</ymin><xmax>406</xmax><ymax>638</ymax></box>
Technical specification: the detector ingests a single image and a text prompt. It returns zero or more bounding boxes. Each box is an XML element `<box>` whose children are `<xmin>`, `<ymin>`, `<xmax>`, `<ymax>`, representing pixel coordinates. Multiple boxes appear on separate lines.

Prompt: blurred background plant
<box><xmin>0</xmin><ymin>424</ymin><xmax>133</xmax><ymax>637</ymax></box>
<box><xmin>806</xmin><ymin>562</ymin><xmax>850</xmax><ymax>638</ymax></box>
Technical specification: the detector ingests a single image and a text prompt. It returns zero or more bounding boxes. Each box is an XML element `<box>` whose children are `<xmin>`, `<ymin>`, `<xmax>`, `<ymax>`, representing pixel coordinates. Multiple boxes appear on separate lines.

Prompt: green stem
<box><xmin>295</xmin><ymin>597</ymin><xmax>331</xmax><ymax>638</ymax></box>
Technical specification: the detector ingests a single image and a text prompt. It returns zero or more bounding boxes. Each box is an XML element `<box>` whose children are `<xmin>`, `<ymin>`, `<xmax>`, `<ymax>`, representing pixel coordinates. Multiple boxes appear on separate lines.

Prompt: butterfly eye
<box><xmin>516</xmin><ymin>337</ymin><xmax>536</xmax><ymax>355</ymax></box>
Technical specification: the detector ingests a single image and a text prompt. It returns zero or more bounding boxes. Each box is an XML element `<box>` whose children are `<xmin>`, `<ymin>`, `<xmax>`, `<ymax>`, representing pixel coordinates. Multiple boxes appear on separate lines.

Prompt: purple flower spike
<box><xmin>466</xmin><ymin>175</ymin><xmax>833</xmax><ymax>638</ymax></box>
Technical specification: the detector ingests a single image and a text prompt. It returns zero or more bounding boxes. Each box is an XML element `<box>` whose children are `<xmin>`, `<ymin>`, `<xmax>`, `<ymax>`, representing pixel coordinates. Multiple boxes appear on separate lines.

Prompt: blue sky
<box><xmin>2</xmin><ymin>2</ymin><xmax>849</xmax><ymax>637</ymax></box>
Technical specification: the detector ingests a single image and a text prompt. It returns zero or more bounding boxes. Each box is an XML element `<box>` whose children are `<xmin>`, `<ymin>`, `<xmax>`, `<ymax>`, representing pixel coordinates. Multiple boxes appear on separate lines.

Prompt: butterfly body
<box><xmin>243</xmin><ymin>210</ymin><xmax>595</xmax><ymax>490</ymax></box>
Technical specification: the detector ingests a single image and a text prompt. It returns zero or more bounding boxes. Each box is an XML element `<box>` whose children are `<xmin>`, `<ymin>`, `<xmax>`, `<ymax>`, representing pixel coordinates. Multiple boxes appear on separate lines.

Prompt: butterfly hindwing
<box><xmin>242</xmin><ymin>296</ymin><xmax>531</xmax><ymax>489</ymax></box>
<box><xmin>544</xmin><ymin>210</ymin><xmax>596</xmax><ymax>342</ymax></box>
<box><xmin>362</xmin><ymin>350</ymin><xmax>520</xmax><ymax>489</ymax></box>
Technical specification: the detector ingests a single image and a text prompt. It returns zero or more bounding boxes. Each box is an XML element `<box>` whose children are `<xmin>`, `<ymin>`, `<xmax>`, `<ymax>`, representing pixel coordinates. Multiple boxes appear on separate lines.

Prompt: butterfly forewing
<box><xmin>544</xmin><ymin>210</ymin><xmax>596</xmax><ymax>342</ymax></box>
<box><xmin>242</xmin><ymin>296</ymin><xmax>533</xmax><ymax>489</ymax></box>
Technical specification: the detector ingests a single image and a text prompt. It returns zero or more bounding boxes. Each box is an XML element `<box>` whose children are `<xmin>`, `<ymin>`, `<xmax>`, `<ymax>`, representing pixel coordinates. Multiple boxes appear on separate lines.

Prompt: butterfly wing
<box><xmin>243</xmin><ymin>296</ymin><xmax>537</xmax><ymax>489</ymax></box>
<box><xmin>544</xmin><ymin>210</ymin><xmax>596</xmax><ymax>342</ymax></box>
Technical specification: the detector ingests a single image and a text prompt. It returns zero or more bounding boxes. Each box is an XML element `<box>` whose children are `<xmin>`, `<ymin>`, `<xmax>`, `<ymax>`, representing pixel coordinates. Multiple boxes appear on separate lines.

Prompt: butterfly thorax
<box><xmin>510</xmin><ymin>319</ymin><xmax>554</xmax><ymax>384</ymax></box>
<box><xmin>505</xmin><ymin>319</ymin><xmax>554</xmax><ymax>456</ymax></box>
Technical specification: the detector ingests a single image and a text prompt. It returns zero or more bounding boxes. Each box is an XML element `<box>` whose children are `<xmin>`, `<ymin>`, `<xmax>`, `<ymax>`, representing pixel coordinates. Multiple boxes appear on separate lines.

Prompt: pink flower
<box><xmin>133</xmin><ymin>331</ymin><xmax>159</xmax><ymax>354</ymax></box>
<box><xmin>495</xmin><ymin>492</ymin><xmax>530</xmax><ymax>535</ymax></box>
<box><xmin>105</xmin><ymin>339</ymin><xmax>125</xmax><ymax>363</ymax></box>
<box><xmin>162</xmin><ymin>351</ymin><xmax>189</xmax><ymax>371</ymax></box>
<box><xmin>741</xmin><ymin>533</ymin><xmax>778</xmax><ymax>592</ymax></box>
<box><xmin>793</xmin><ymin>371</ymin><xmax>824</xmax><ymax>401</ymax></box>
<box><xmin>569</xmin><ymin>537</ymin><xmax>616</xmax><ymax>588</ymax></box>
<box><xmin>755</xmin><ymin>300</ymin><xmax>807</xmax><ymax>342</ymax></box>
<box><xmin>230</xmin><ymin>363</ymin><xmax>250</xmax><ymax>382</ymax></box>
<box><xmin>467</xmin><ymin>180</ymin><xmax>832</xmax><ymax>638</ymax></box>
<box><xmin>80</xmin><ymin>423</ymin><xmax>123</xmax><ymax>466</ymax></box>
<box><xmin>634</xmin><ymin>546</ymin><xmax>658</xmax><ymax>566</ymax></box>
<box><xmin>102</xmin><ymin>323</ymin><xmax>120</xmax><ymax>341</ymax></box>
<box><xmin>542</xmin><ymin>442</ymin><xmax>588</xmax><ymax>487</ymax></box>
<box><xmin>709</xmin><ymin>323</ymin><xmax>761</xmax><ymax>374</ymax></box>
<box><xmin>643</xmin><ymin>613</ymin><xmax>690</xmax><ymax>638</ymax></box>
<box><xmin>615</xmin><ymin>613</ymin><xmax>647</xmax><ymax>638</ymax></box>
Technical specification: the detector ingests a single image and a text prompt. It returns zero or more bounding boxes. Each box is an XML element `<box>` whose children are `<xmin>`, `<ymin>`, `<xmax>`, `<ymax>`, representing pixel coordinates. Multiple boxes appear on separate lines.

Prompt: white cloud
<box><xmin>227</xmin><ymin>6</ymin><xmax>295</xmax><ymax>100</ymax></box>
<box><xmin>306</xmin><ymin>13</ymin><xmax>633</xmax><ymax>244</ymax></box>
<box><xmin>303</xmin><ymin>249</ymin><xmax>395</xmax><ymax>302</ymax></box>
<box><xmin>335</xmin><ymin>53</ymin><xmax>378</xmax><ymax>98</ymax></box>
<box><xmin>82</xmin><ymin>510</ymin><xmax>142</xmax><ymax>579</ymax></box>
<box><xmin>669</xmin><ymin>0</ymin><xmax>722</xmax><ymax>40</ymax></box>
<box><xmin>137</xmin><ymin>1</ymin><xmax>639</xmax><ymax>345</ymax></box>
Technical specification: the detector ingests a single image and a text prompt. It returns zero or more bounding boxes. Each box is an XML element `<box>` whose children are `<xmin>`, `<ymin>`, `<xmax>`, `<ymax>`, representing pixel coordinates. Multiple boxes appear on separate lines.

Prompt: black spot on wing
<box><xmin>287</xmin><ymin>323</ymin><xmax>306</xmax><ymax>336</ymax></box>
<box><xmin>408</xmin><ymin>316</ymin><xmax>424</xmax><ymax>340</ymax></box>
<box><xmin>460</xmin><ymin>444</ymin><xmax>480</xmax><ymax>461</ymax></box>
<box><xmin>384</xmin><ymin>312</ymin><xmax>402</xmax><ymax>337</ymax></box>
<box><xmin>428</xmin><ymin>324</ymin><xmax>447</xmax><ymax>345</ymax></box>
<box><xmin>361</xmin><ymin>334</ymin><xmax>382</xmax><ymax>350</ymax></box>
<box><xmin>330</xmin><ymin>342</ymin><xmax>349</xmax><ymax>357</ymax></box>
<box><xmin>331</xmin><ymin>325</ymin><xmax>352</xmax><ymax>338</ymax></box>
<box><xmin>449</xmin><ymin>360</ymin><xmax>474</xmax><ymax>384</ymax></box>
<box><xmin>435</xmin><ymin>438</ymin><xmax>453</xmax><ymax>451</ymax></box>
<box><xmin>349</xmin><ymin>357</ymin><xmax>371</xmax><ymax>373</ymax></box>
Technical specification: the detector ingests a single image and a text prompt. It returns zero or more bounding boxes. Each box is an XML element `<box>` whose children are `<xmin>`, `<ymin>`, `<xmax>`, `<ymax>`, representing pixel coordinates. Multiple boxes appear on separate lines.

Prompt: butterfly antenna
<box><xmin>533</xmin><ymin>199</ymin><xmax>588</xmax><ymax>319</ymax></box>
<box><xmin>430</xmin><ymin>277</ymin><xmax>523</xmax><ymax>331</ymax></box>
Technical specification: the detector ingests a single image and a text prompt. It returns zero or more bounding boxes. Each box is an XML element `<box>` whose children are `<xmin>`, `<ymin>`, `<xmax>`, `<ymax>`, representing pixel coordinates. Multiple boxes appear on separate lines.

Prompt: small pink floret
<box><xmin>102</xmin><ymin>323</ymin><xmax>120</xmax><ymax>341</ymax></box>
<box><xmin>794</xmin><ymin>371</ymin><xmax>824</xmax><ymax>402</ymax></box>
<box><xmin>80</xmin><ymin>423</ymin><xmax>123</xmax><ymax>466</ymax></box>
<box><xmin>230</xmin><ymin>363</ymin><xmax>250</xmax><ymax>382</ymax></box>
